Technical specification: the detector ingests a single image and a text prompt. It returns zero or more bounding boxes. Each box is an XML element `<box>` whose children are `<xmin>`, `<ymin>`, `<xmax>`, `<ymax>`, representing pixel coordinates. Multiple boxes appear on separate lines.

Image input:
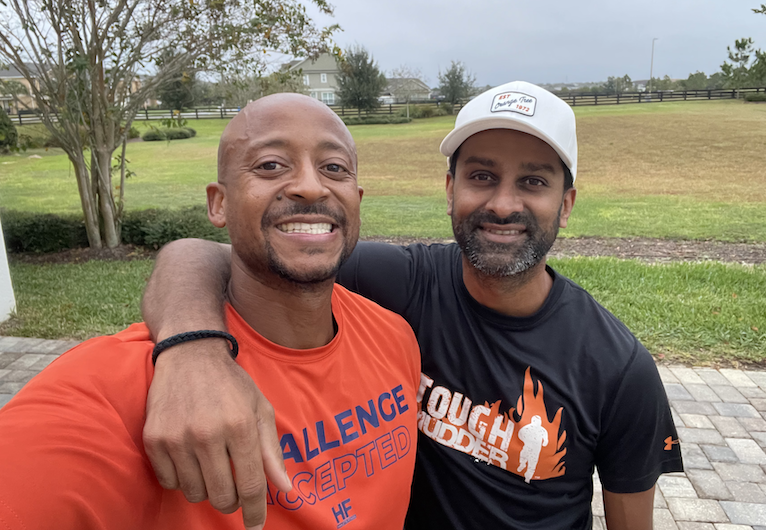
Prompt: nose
<box><xmin>283</xmin><ymin>161</ymin><xmax>329</xmax><ymax>204</ymax></box>
<box><xmin>483</xmin><ymin>181</ymin><xmax>524</xmax><ymax>219</ymax></box>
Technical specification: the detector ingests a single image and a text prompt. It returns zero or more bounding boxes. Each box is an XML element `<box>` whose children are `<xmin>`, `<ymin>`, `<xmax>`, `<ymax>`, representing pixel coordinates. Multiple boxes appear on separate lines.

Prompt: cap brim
<box><xmin>439</xmin><ymin>116</ymin><xmax>574</xmax><ymax>172</ymax></box>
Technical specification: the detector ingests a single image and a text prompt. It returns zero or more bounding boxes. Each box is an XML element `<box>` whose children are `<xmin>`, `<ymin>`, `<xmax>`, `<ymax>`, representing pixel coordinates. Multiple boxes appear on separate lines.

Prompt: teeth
<box><xmin>277</xmin><ymin>222</ymin><xmax>332</xmax><ymax>235</ymax></box>
<box><xmin>487</xmin><ymin>229</ymin><xmax>521</xmax><ymax>235</ymax></box>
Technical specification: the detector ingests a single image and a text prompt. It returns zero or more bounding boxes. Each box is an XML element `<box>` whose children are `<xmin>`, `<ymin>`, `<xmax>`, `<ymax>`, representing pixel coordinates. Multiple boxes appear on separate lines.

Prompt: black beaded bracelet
<box><xmin>151</xmin><ymin>330</ymin><xmax>239</xmax><ymax>365</ymax></box>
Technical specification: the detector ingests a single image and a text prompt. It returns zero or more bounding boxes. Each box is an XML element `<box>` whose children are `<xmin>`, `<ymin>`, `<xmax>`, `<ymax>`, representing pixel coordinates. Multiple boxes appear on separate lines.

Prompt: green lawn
<box><xmin>3</xmin><ymin>100</ymin><xmax>766</xmax><ymax>241</ymax></box>
<box><xmin>3</xmin><ymin>258</ymin><xmax>764</xmax><ymax>365</ymax></box>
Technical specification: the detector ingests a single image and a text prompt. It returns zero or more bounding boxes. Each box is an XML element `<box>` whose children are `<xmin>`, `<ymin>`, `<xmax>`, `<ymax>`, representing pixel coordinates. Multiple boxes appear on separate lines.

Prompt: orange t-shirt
<box><xmin>0</xmin><ymin>285</ymin><xmax>420</xmax><ymax>530</ymax></box>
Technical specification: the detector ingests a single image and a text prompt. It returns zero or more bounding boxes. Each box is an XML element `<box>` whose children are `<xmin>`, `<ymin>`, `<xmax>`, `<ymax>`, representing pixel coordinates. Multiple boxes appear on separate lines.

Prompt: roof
<box><xmin>385</xmin><ymin>77</ymin><xmax>430</xmax><ymax>93</ymax></box>
<box><xmin>0</xmin><ymin>62</ymin><xmax>39</xmax><ymax>79</ymax></box>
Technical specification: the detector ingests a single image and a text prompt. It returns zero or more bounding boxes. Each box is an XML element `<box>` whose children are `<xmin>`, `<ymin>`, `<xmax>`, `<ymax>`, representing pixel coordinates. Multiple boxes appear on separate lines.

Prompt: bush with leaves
<box><xmin>1</xmin><ymin>206</ymin><xmax>229</xmax><ymax>253</ymax></box>
<box><xmin>0</xmin><ymin>108</ymin><xmax>18</xmax><ymax>153</ymax></box>
<box><xmin>745</xmin><ymin>92</ymin><xmax>766</xmax><ymax>102</ymax></box>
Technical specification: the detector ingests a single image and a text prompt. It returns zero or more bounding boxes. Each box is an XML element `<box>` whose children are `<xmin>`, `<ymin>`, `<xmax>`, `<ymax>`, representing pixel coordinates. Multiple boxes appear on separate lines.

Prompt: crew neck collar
<box><xmin>224</xmin><ymin>290</ymin><xmax>343</xmax><ymax>364</ymax></box>
<box><xmin>455</xmin><ymin>254</ymin><xmax>565</xmax><ymax>330</ymax></box>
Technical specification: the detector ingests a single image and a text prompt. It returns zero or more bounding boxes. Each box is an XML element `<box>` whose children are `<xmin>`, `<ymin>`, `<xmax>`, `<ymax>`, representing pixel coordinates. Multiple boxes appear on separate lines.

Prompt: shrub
<box><xmin>122</xmin><ymin>206</ymin><xmax>229</xmax><ymax>249</ymax></box>
<box><xmin>16</xmin><ymin>124</ymin><xmax>51</xmax><ymax>149</ymax></box>
<box><xmin>0</xmin><ymin>209</ymin><xmax>88</xmax><ymax>253</ymax></box>
<box><xmin>164</xmin><ymin>128</ymin><xmax>192</xmax><ymax>140</ymax></box>
<box><xmin>440</xmin><ymin>102</ymin><xmax>454</xmax><ymax>115</ymax></box>
<box><xmin>341</xmin><ymin>116</ymin><xmax>411</xmax><ymax>126</ymax></box>
<box><xmin>745</xmin><ymin>93</ymin><xmax>766</xmax><ymax>102</ymax></box>
<box><xmin>413</xmin><ymin>105</ymin><xmax>435</xmax><ymax>119</ymax></box>
<box><xmin>141</xmin><ymin>127</ymin><xmax>196</xmax><ymax>141</ymax></box>
<box><xmin>1</xmin><ymin>206</ymin><xmax>229</xmax><ymax>253</ymax></box>
<box><xmin>142</xmin><ymin>129</ymin><xmax>167</xmax><ymax>141</ymax></box>
<box><xmin>0</xmin><ymin>108</ymin><xmax>18</xmax><ymax>153</ymax></box>
<box><xmin>128</xmin><ymin>126</ymin><xmax>141</xmax><ymax>139</ymax></box>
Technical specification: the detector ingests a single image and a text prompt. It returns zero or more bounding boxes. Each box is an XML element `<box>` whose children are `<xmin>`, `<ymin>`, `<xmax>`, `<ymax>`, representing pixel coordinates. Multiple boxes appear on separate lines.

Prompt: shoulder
<box><xmin>333</xmin><ymin>284</ymin><xmax>414</xmax><ymax>335</ymax></box>
<box><xmin>552</xmin><ymin>270</ymin><xmax>648</xmax><ymax>372</ymax></box>
<box><xmin>3</xmin><ymin>323</ymin><xmax>155</xmax><ymax>422</ymax></box>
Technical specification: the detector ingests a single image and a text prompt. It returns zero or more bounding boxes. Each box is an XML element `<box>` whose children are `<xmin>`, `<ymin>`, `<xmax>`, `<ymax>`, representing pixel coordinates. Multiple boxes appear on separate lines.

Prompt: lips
<box><xmin>276</xmin><ymin>222</ymin><xmax>333</xmax><ymax>235</ymax></box>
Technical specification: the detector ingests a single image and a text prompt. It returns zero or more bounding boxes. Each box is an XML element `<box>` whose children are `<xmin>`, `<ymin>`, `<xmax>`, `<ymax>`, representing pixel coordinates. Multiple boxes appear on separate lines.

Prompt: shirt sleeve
<box><xmin>595</xmin><ymin>342</ymin><xmax>684</xmax><ymax>493</ymax></box>
<box><xmin>337</xmin><ymin>242</ymin><xmax>417</xmax><ymax>317</ymax></box>
<box><xmin>0</xmin><ymin>335</ymin><xmax>162</xmax><ymax>530</ymax></box>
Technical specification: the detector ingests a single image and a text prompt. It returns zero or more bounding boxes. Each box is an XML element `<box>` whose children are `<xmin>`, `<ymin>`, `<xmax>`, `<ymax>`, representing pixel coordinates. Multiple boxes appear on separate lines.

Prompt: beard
<box><xmin>242</xmin><ymin>202</ymin><xmax>356</xmax><ymax>287</ymax></box>
<box><xmin>452</xmin><ymin>208</ymin><xmax>560</xmax><ymax>278</ymax></box>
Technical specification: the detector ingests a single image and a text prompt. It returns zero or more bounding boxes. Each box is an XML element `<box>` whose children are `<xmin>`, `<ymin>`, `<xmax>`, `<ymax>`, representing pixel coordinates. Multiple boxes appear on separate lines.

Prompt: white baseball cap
<box><xmin>439</xmin><ymin>81</ymin><xmax>578</xmax><ymax>181</ymax></box>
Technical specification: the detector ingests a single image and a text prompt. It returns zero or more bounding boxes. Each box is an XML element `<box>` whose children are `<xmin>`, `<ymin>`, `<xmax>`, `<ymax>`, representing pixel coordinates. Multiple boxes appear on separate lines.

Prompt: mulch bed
<box><xmin>7</xmin><ymin>237</ymin><xmax>766</xmax><ymax>265</ymax></box>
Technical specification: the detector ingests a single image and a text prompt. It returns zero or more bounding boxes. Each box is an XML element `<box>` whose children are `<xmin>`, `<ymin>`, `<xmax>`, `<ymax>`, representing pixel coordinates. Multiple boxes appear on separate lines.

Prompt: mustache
<box><xmin>463</xmin><ymin>210</ymin><xmax>537</xmax><ymax>228</ymax></box>
<box><xmin>261</xmin><ymin>202</ymin><xmax>348</xmax><ymax>228</ymax></box>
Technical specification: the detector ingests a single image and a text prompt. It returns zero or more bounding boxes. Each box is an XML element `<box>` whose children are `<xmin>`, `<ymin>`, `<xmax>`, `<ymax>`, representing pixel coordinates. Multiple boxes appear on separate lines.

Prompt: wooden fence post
<box><xmin>616</xmin><ymin>93</ymin><xmax>620</xmax><ymax>104</ymax></box>
<box><xmin>195</xmin><ymin>109</ymin><xmax>199</xmax><ymax>119</ymax></box>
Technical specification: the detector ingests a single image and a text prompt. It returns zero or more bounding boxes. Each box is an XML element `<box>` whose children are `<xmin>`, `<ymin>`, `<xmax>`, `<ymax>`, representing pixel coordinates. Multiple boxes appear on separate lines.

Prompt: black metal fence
<box><xmin>9</xmin><ymin>87</ymin><xmax>766</xmax><ymax>126</ymax></box>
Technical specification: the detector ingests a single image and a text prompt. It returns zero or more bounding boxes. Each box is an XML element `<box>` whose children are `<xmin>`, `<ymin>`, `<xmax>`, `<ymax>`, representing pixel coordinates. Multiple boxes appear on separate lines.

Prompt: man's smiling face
<box><xmin>208</xmin><ymin>94</ymin><xmax>362</xmax><ymax>286</ymax></box>
<box><xmin>447</xmin><ymin>129</ymin><xmax>576</xmax><ymax>278</ymax></box>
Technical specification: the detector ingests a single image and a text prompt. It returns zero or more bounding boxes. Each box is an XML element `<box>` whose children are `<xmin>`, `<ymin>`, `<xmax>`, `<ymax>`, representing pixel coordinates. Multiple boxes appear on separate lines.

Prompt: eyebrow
<box><xmin>519</xmin><ymin>162</ymin><xmax>557</xmax><ymax>174</ymax></box>
<box><xmin>462</xmin><ymin>156</ymin><xmax>495</xmax><ymax>167</ymax></box>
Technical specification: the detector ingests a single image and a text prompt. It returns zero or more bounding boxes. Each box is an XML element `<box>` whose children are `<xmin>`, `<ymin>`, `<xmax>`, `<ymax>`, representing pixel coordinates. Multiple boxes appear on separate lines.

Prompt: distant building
<box><xmin>380</xmin><ymin>78</ymin><xmax>431</xmax><ymax>104</ymax></box>
<box><xmin>0</xmin><ymin>63</ymin><xmax>39</xmax><ymax>115</ymax></box>
<box><xmin>285</xmin><ymin>53</ymin><xmax>339</xmax><ymax>105</ymax></box>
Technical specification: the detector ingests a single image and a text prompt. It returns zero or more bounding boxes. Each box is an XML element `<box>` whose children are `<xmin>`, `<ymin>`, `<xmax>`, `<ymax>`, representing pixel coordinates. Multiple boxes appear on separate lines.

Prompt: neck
<box><xmin>228</xmin><ymin>253</ymin><xmax>336</xmax><ymax>349</ymax></box>
<box><xmin>461</xmin><ymin>257</ymin><xmax>553</xmax><ymax>317</ymax></box>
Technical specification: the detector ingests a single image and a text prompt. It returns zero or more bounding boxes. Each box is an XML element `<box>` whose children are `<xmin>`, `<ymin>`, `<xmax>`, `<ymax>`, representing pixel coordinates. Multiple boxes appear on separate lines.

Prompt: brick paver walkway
<box><xmin>2</xmin><ymin>336</ymin><xmax>766</xmax><ymax>528</ymax></box>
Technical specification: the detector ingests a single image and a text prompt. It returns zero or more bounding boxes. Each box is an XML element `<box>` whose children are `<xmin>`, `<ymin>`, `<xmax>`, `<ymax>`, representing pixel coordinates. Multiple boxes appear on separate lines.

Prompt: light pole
<box><xmin>648</xmin><ymin>38</ymin><xmax>658</xmax><ymax>100</ymax></box>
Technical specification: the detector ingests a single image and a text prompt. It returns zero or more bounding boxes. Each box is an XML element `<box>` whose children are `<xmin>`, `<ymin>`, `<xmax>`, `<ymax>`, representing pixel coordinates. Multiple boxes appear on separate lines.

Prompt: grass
<box><xmin>2</xmin><ymin>100</ymin><xmax>766</xmax><ymax>241</ymax></box>
<box><xmin>2</xmin><ymin>257</ymin><xmax>764</xmax><ymax>365</ymax></box>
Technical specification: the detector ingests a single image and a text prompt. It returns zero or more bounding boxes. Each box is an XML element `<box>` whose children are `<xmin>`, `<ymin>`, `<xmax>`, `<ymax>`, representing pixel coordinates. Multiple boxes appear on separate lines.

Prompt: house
<box><xmin>381</xmin><ymin>78</ymin><xmax>430</xmax><ymax>104</ymax></box>
<box><xmin>285</xmin><ymin>53</ymin><xmax>340</xmax><ymax>105</ymax></box>
<box><xmin>0</xmin><ymin>63</ymin><xmax>39</xmax><ymax>115</ymax></box>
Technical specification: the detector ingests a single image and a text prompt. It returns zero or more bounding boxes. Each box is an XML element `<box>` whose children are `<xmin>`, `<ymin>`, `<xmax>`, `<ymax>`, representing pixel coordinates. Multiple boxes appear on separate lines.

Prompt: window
<box><xmin>321</xmin><ymin>92</ymin><xmax>335</xmax><ymax>105</ymax></box>
<box><xmin>321</xmin><ymin>73</ymin><xmax>327</xmax><ymax>83</ymax></box>
<box><xmin>303</xmin><ymin>74</ymin><xmax>310</xmax><ymax>85</ymax></box>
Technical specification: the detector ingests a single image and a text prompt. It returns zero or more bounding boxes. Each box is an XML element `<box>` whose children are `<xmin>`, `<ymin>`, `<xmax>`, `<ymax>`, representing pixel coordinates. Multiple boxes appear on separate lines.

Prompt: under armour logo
<box><xmin>664</xmin><ymin>436</ymin><xmax>680</xmax><ymax>451</ymax></box>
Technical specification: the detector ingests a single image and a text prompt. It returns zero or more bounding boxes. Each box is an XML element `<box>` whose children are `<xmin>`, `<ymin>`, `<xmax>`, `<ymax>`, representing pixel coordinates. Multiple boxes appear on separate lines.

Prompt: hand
<box><xmin>143</xmin><ymin>339</ymin><xmax>291</xmax><ymax>530</ymax></box>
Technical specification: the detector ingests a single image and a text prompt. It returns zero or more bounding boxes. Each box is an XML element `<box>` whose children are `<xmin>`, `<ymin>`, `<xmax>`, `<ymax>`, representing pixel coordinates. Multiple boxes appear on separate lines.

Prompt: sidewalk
<box><xmin>2</xmin><ymin>336</ymin><xmax>766</xmax><ymax>528</ymax></box>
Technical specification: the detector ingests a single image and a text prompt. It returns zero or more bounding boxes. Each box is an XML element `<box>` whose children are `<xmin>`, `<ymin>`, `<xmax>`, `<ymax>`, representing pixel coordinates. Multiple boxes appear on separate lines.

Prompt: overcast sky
<box><xmin>307</xmin><ymin>0</ymin><xmax>764</xmax><ymax>86</ymax></box>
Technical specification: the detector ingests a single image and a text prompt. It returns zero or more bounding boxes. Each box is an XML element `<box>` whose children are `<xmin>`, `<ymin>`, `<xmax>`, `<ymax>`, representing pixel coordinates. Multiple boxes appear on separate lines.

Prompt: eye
<box><xmin>323</xmin><ymin>163</ymin><xmax>347</xmax><ymax>173</ymax></box>
<box><xmin>522</xmin><ymin>176</ymin><xmax>547</xmax><ymax>187</ymax></box>
<box><xmin>257</xmin><ymin>161</ymin><xmax>285</xmax><ymax>171</ymax></box>
<box><xmin>469</xmin><ymin>172</ymin><xmax>495</xmax><ymax>182</ymax></box>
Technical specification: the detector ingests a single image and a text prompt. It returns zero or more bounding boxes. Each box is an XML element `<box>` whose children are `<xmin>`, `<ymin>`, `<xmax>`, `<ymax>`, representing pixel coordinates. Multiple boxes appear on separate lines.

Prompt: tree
<box><xmin>679</xmin><ymin>71</ymin><xmax>709</xmax><ymax>90</ymax></box>
<box><xmin>155</xmin><ymin>51</ymin><xmax>198</xmax><ymax>111</ymax></box>
<box><xmin>388</xmin><ymin>65</ymin><xmax>426</xmax><ymax>119</ymax></box>
<box><xmin>603</xmin><ymin>75</ymin><xmax>632</xmax><ymax>95</ymax></box>
<box><xmin>721</xmin><ymin>38</ymin><xmax>756</xmax><ymax>94</ymax></box>
<box><xmin>0</xmin><ymin>0</ymin><xmax>336</xmax><ymax>248</ymax></box>
<box><xmin>217</xmin><ymin>70</ymin><xmax>308</xmax><ymax>108</ymax></box>
<box><xmin>437</xmin><ymin>61</ymin><xmax>476</xmax><ymax>106</ymax></box>
<box><xmin>335</xmin><ymin>46</ymin><xmax>387</xmax><ymax>116</ymax></box>
<box><xmin>0</xmin><ymin>107</ymin><xmax>17</xmax><ymax>153</ymax></box>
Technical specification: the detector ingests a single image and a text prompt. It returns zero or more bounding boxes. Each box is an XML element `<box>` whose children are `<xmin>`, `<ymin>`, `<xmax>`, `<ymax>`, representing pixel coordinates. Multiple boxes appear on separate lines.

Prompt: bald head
<box><xmin>217</xmin><ymin>93</ymin><xmax>357</xmax><ymax>183</ymax></box>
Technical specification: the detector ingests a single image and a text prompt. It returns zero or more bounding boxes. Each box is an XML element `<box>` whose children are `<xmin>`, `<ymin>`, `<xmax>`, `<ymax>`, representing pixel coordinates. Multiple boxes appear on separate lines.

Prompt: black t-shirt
<box><xmin>337</xmin><ymin>242</ymin><xmax>683</xmax><ymax>530</ymax></box>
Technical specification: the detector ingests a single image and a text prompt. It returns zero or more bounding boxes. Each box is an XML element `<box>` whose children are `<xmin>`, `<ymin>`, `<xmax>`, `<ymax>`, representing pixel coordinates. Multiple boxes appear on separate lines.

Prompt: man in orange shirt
<box><xmin>0</xmin><ymin>94</ymin><xmax>420</xmax><ymax>530</ymax></box>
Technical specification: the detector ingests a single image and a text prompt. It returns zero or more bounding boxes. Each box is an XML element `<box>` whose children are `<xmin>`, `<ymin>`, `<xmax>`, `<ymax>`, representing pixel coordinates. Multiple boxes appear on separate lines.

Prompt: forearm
<box><xmin>142</xmin><ymin>238</ymin><xmax>233</xmax><ymax>341</ymax></box>
<box><xmin>603</xmin><ymin>487</ymin><xmax>655</xmax><ymax>530</ymax></box>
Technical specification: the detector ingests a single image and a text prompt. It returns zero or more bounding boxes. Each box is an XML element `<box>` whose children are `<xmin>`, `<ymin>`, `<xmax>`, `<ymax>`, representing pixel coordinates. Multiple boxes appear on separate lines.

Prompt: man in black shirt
<box><xmin>141</xmin><ymin>81</ymin><xmax>683</xmax><ymax>530</ymax></box>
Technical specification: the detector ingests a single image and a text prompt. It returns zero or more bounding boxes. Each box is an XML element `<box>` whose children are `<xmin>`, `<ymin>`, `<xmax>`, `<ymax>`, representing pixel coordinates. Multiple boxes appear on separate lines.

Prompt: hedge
<box><xmin>141</xmin><ymin>127</ymin><xmax>197</xmax><ymax>141</ymax></box>
<box><xmin>745</xmin><ymin>93</ymin><xmax>766</xmax><ymax>102</ymax></box>
<box><xmin>341</xmin><ymin>116</ymin><xmax>411</xmax><ymax>126</ymax></box>
<box><xmin>1</xmin><ymin>206</ymin><xmax>229</xmax><ymax>253</ymax></box>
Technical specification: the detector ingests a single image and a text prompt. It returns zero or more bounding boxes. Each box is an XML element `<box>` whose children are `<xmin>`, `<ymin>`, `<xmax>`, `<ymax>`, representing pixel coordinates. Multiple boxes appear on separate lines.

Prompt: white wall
<box><xmin>0</xmin><ymin>217</ymin><xmax>16</xmax><ymax>323</ymax></box>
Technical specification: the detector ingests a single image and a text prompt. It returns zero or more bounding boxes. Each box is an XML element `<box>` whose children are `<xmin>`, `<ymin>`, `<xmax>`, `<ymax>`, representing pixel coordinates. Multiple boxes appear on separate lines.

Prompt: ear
<box><xmin>445</xmin><ymin>172</ymin><xmax>454</xmax><ymax>216</ymax></box>
<box><xmin>206</xmin><ymin>183</ymin><xmax>227</xmax><ymax>228</ymax></box>
<box><xmin>357</xmin><ymin>185</ymin><xmax>364</xmax><ymax>202</ymax></box>
<box><xmin>558</xmin><ymin>188</ymin><xmax>577</xmax><ymax>229</ymax></box>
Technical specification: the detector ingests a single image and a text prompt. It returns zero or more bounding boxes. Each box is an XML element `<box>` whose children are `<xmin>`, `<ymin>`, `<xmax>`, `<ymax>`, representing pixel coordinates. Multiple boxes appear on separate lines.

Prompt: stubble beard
<box><xmin>239</xmin><ymin>202</ymin><xmax>357</xmax><ymax>289</ymax></box>
<box><xmin>452</xmin><ymin>208</ymin><xmax>560</xmax><ymax>278</ymax></box>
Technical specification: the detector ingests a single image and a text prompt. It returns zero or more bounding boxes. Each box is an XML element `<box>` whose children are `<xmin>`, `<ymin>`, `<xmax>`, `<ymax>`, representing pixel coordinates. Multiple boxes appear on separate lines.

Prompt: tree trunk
<box><xmin>69</xmin><ymin>152</ymin><xmax>102</xmax><ymax>248</ymax></box>
<box><xmin>94</xmin><ymin>147</ymin><xmax>120</xmax><ymax>248</ymax></box>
